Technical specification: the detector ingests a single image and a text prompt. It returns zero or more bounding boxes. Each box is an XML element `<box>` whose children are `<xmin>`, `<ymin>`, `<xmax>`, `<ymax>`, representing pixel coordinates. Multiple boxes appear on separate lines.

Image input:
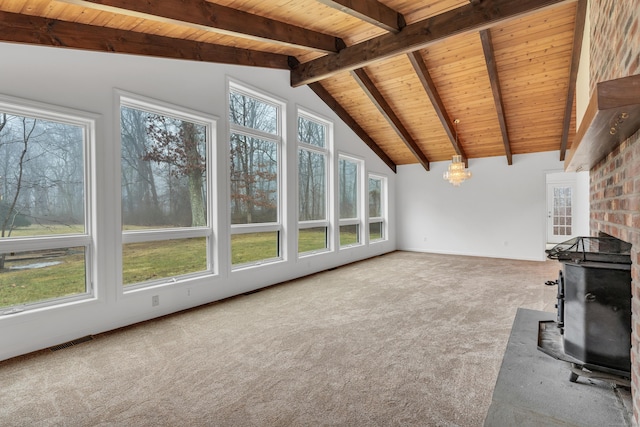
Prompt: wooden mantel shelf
<box><xmin>565</xmin><ymin>74</ymin><xmax>640</xmax><ymax>172</ymax></box>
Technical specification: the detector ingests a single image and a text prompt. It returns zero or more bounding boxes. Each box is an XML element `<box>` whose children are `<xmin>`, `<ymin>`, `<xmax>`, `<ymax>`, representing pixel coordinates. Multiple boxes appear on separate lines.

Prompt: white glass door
<box><xmin>547</xmin><ymin>183</ymin><xmax>575</xmax><ymax>244</ymax></box>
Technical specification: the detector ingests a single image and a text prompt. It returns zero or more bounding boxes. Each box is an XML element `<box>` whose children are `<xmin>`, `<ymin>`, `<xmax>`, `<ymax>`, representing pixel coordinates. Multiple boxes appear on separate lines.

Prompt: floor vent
<box><xmin>49</xmin><ymin>335</ymin><xmax>94</xmax><ymax>352</ymax></box>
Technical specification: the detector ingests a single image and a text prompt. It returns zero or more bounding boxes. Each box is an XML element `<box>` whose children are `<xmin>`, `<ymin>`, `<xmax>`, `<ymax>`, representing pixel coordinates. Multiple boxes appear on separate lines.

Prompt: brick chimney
<box><xmin>585</xmin><ymin>0</ymin><xmax>640</xmax><ymax>423</ymax></box>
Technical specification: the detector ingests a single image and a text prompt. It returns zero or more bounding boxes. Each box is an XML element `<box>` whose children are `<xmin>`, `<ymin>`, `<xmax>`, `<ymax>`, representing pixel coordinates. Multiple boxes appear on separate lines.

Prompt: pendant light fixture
<box><xmin>443</xmin><ymin>119</ymin><xmax>471</xmax><ymax>186</ymax></box>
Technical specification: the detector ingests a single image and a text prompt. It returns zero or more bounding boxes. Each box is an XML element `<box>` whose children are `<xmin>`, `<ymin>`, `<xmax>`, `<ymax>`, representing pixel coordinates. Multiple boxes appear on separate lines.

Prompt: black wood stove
<box><xmin>539</xmin><ymin>236</ymin><xmax>632</xmax><ymax>384</ymax></box>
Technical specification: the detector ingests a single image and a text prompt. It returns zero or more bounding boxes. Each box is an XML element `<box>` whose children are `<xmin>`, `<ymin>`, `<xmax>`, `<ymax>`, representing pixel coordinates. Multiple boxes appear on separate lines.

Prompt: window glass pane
<box><xmin>340</xmin><ymin>224</ymin><xmax>359</xmax><ymax>246</ymax></box>
<box><xmin>231</xmin><ymin>232</ymin><xmax>279</xmax><ymax>265</ymax></box>
<box><xmin>298</xmin><ymin>227</ymin><xmax>327</xmax><ymax>253</ymax></box>
<box><xmin>121</xmin><ymin>106</ymin><xmax>207</xmax><ymax>230</ymax></box>
<box><xmin>369</xmin><ymin>177</ymin><xmax>382</xmax><ymax>218</ymax></box>
<box><xmin>230</xmin><ymin>133</ymin><xmax>278</xmax><ymax>225</ymax></box>
<box><xmin>229</xmin><ymin>91</ymin><xmax>277</xmax><ymax>135</ymax></box>
<box><xmin>0</xmin><ymin>113</ymin><xmax>85</xmax><ymax>237</ymax></box>
<box><xmin>298</xmin><ymin>116</ymin><xmax>325</xmax><ymax>148</ymax></box>
<box><xmin>122</xmin><ymin>237</ymin><xmax>207</xmax><ymax>286</ymax></box>
<box><xmin>369</xmin><ymin>221</ymin><xmax>383</xmax><ymax>241</ymax></box>
<box><xmin>339</xmin><ymin>158</ymin><xmax>358</xmax><ymax>219</ymax></box>
<box><xmin>298</xmin><ymin>150</ymin><xmax>326</xmax><ymax>221</ymax></box>
<box><xmin>0</xmin><ymin>247</ymin><xmax>86</xmax><ymax>309</ymax></box>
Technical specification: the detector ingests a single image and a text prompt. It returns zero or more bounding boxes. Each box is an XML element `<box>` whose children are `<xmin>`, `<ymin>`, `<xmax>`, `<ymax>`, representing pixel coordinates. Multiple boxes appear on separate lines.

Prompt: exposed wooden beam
<box><xmin>316</xmin><ymin>0</ymin><xmax>405</xmax><ymax>33</ymax></box>
<box><xmin>308</xmin><ymin>83</ymin><xmax>397</xmax><ymax>173</ymax></box>
<box><xmin>291</xmin><ymin>0</ymin><xmax>577</xmax><ymax>87</ymax></box>
<box><xmin>407</xmin><ymin>51</ymin><xmax>468</xmax><ymax>166</ymax></box>
<box><xmin>0</xmin><ymin>11</ymin><xmax>291</xmax><ymax>69</ymax></box>
<box><xmin>351</xmin><ymin>69</ymin><xmax>430</xmax><ymax>171</ymax></box>
<box><xmin>480</xmin><ymin>29</ymin><xmax>513</xmax><ymax>165</ymax></box>
<box><xmin>559</xmin><ymin>0</ymin><xmax>588</xmax><ymax>161</ymax></box>
<box><xmin>58</xmin><ymin>0</ymin><xmax>343</xmax><ymax>53</ymax></box>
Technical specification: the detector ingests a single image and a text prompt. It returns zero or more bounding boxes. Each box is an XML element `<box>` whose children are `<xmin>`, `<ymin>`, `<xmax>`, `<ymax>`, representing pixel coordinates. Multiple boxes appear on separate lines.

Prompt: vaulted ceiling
<box><xmin>0</xmin><ymin>0</ymin><xmax>586</xmax><ymax>173</ymax></box>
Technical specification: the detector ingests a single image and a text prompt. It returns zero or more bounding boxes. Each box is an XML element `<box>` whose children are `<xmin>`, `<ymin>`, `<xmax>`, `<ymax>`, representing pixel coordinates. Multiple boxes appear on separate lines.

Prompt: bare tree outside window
<box><xmin>229</xmin><ymin>91</ymin><xmax>278</xmax><ymax>225</ymax></box>
<box><xmin>339</xmin><ymin>156</ymin><xmax>360</xmax><ymax>247</ymax></box>
<box><xmin>229</xmin><ymin>133</ymin><xmax>277</xmax><ymax>224</ymax></box>
<box><xmin>0</xmin><ymin>113</ymin><xmax>85</xmax><ymax>269</ymax></box>
<box><xmin>369</xmin><ymin>177</ymin><xmax>382</xmax><ymax>218</ymax></box>
<box><xmin>121</xmin><ymin>106</ymin><xmax>207</xmax><ymax>229</ymax></box>
<box><xmin>339</xmin><ymin>157</ymin><xmax>358</xmax><ymax>220</ymax></box>
<box><xmin>298</xmin><ymin>116</ymin><xmax>326</xmax><ymax>222</ymax></box>
<box><xmin>298</xmin><ymin>149</ymin><xmax>326</xmax><ymax>221</ymax></box>
<box><xmin>369</xmin><ymin>176</ymin><xmax>385</xmax><ymax>241</ymax></box>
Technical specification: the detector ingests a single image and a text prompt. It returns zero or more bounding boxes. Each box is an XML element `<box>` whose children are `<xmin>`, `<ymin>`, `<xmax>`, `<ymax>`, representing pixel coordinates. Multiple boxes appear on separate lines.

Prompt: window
<box><xmin>338</xmin><ymin>155</ymin><xmax>362</xmax><ymax>247</ymax></box>
<box><xmin>553</xmin><ymin>187</ymin><xmax>572</xmax><ymax>236</ymax></box>
<box><xmin>368</xmin><ymin>175</ymin><xmax>386</xmax><ymax>242</ymax></box>
<box><xmin>0</xmin><ymin>95</ymin><xmax>94</xmax><ymax>313</ymax></box>
<box><xmin>119</xmin><ymin>93</ymin><xmax>215</xmax><ymax>288</ymax></box>
<box><xmin>229</xmin><ymin>82</ymin><xmax>283</xmax><ymax>267</ymax></box>
<box><xmin>297</xmin><ymin>111</ymin><xmax>330</xmax><ymax>255</ymax></box>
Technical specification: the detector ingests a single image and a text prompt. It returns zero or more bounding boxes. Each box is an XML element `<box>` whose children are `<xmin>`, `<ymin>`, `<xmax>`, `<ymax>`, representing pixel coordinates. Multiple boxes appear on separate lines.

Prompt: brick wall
<box><xmin>590</xmin><ymin>0</ymin><xmax>640</xmax><ymax>85</ymax></box>
<box><xmin>588</xmin><ymin>0</ymin><xmax>640</xmax><ymax>424</ymax></box>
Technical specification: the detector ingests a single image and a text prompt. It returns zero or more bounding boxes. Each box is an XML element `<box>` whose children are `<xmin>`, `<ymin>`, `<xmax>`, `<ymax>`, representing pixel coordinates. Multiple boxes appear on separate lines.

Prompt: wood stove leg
<box><xmin>567</xmin><ymin>363</ymin><xmax>631</xmax><ymax>387</ymax></box>
<box><xmin>569</xmin><ymin>363</ymin><xmax>580</xmax><ymax>382</ymax></box>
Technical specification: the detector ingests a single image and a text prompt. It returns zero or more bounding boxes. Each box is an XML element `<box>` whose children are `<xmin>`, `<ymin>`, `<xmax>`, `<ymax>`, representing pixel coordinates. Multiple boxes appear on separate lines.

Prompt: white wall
<box><xmin>0</xmin><ymin>42</ymin><xmax>396</xmax><ymax>361</ymax></box>
<box><xmin>396</xmin><ymin>151</ymin><xmax>585</xmax><ymax>261</ymax></box>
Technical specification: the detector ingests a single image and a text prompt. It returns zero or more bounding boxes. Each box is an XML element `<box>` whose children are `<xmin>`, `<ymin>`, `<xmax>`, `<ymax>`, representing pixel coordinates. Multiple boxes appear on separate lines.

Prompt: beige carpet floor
<box><xmin>0</xmin><ymin>251</ymin><xmax>560</xmax><ymax>426</ymax></box>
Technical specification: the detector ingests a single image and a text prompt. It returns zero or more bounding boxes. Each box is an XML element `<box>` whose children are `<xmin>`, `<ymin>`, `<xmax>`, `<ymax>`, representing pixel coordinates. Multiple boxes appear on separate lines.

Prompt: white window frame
<box><xmin>118</xmin><ymin>91</ymin><xmax>217</xmax><ymax>291</ymax></box>
<box><xmin>368</xmin><ymin>174</ymin><xmax>387</xmax><ymax>243</ymax></box>
<box><xmin>227</xmin><ymin>80</ymin><xmax>285</xmax><ymax>269</ymax></box>
<box><xmin>338</xmin><ymin>154</ymin><xmax>364</xmax><ymax>249</ymax></box>
<box><xmin>0</xmin><ymin>94</ymin><xmax>96</xmax><ymax>314</ymax></box>
<box><xmin>297</xmin><ymin>109</ymin><xmax>332</xmax><ymax>256</ymax></box>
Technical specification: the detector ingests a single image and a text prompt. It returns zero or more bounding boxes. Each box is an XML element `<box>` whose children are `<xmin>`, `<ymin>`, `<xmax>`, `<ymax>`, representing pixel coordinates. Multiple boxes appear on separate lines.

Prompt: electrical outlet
<box><xmin>152</xmin><ymin>295</ymin><xmax>159</xmax><ymax>307</ymax></box>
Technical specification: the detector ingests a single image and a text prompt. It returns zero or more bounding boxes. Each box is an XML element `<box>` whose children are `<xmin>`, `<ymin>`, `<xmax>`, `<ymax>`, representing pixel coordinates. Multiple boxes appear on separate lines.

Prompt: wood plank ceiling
<box><xmin>0</xmin><ymin>0</ymin><xmax>586</xmax><ymax>173</ymax></box>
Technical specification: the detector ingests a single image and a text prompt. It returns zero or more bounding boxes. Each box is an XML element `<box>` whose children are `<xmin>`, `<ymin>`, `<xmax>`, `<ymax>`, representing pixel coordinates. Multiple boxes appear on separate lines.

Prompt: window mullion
<box><xmin>230</xmin><ymin>223</ymin><xmax>281</xmax><ymax>234</ymax></box>
<box><xmin>230</xmin><ymin>124</ymin><xmax>280</xmax><ymax>143</ymax></box>
<box><xmin>298</xmin><ymin>220</ymin><xmax>329</xmax><ymax>229</ymax></box>
<box><xmin>0</xmin><ymin>235</ymin><xmax>91</xmax><ymax>253</ymax></box>
<box><xmin>298</xmin><ymin>142</ymin><xmax>327</xmax><ymax>155</ymax></box>
<box><xmin>122</xmin><ymin>228</ymin><xmax>211</xmax><ymax>244</ymax></box>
